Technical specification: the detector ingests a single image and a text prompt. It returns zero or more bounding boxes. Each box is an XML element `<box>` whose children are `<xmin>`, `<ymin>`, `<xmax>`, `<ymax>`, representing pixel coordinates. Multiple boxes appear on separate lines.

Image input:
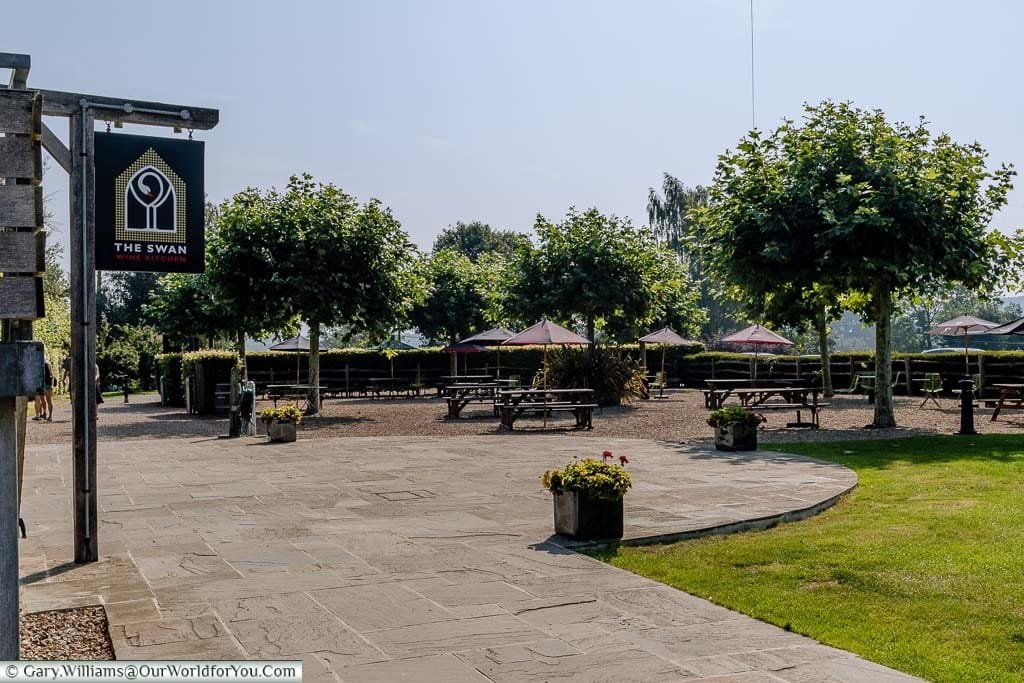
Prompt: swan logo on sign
<box><xmin>126</xmin><ymin>165</ymin><xmax>176</xmax><ymax>232</ymax></box>
<box><xmin>95</xmin><ymin>131</ymin><xmax>205</xmax><ymax>273</ymax></box>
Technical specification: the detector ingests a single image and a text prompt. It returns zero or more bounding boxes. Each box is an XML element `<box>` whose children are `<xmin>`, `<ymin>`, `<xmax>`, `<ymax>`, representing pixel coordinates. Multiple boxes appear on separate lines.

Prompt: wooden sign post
<box><xmin>0</xmin><ymin>59</ymin><xmax>45</xmax><ymax>661</ymax></box>
<box><xmin>0</xmin><ymin>52</ymin><xmax>218</xmax><ymax>577</ymax></box>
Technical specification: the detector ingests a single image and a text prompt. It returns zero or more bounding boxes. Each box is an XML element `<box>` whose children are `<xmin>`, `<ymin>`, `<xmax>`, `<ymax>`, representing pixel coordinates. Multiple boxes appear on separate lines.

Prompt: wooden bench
<box><xmin>702</xmin><ymin>389</ymin><xmax>730</xmax><ymax>409</ymax></box>
<box><xmin>756</xmin><ymin>402</ymin><xmax>830</xmax><ymax>428</ymax></box>
<box><xmin>446</xmin><ymin>396</ymin><xmax>499</xmax><ymax>418</ymax></box>
<box><xmin>499</xmin><ymin>402</ymin><xmax>598</xmax><ymax>430</ymax></box>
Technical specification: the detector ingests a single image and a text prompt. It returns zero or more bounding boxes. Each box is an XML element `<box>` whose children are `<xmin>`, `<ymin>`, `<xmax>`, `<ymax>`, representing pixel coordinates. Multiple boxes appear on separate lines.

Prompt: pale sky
<box><xmin>7</xmin><ymin>0</ymin><xmax>1024</xmax><ymax>266</ymax></box>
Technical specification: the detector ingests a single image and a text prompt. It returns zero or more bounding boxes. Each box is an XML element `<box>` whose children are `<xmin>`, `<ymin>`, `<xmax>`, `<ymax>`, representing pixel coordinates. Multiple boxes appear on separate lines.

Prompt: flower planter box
<box><xmin>713</xmin><ymin>423</ymin><xmax>757</xmax><ymax>451</ymax></box>
<box><xmin>267</xmin><ymin>419</ymin><xmax>297</xmax><ymax>443</ymax></box>
<box><xmin>552</xmin><ymin>490</ymin><xmax>624</xmax><ymax>540</ymax></box>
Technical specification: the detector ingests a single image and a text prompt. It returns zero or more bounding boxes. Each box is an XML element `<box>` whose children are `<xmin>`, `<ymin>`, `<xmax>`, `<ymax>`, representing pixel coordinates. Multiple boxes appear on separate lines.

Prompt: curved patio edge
<box><xmin>561</xmin><ymin>476</ymin><xmax>857</xmax><ymax>551</ymax></box>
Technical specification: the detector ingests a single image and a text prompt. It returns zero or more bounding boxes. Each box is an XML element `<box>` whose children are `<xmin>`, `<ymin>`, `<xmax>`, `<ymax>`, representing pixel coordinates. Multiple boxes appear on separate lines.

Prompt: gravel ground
<box><xmin>20</xmin><ymin>606</ymin><xmax>114</xmax><ymax>660</ymax></box>
<box><xmin>23</xmin><ymin>389</ymin><xmax>1024</xmax><ymax>447</ymax></box>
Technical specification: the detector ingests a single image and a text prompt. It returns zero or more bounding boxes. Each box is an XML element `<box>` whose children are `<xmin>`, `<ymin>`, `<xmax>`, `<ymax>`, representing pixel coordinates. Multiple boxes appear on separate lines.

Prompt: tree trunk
<box><xmin>450</xmin><ymin>333</ymin><xmax>458</xmax><ymax>375</ymax></box>
<box><xmin>235</xmin><ymin>330</ymin><xmax>247</xmax><ymax>382</ymax></box>
<box><xmin>586</xmin><ymin>315</ymin><xmax>595</xmax><ymax>342</ymax></box>
<box><xmin>873</xmin><ymin>283</ymin><xmax>896</xmax><ymax>428</ymax></box>
<box><xmin>307</xmin><ymin>321</ymin><xmax>320</xmax><ymax>415</ymax></box>
<box><xmin>815</xmin><ymin>308</ymin><xmax>833</xmax><ymax>398</ymax></box>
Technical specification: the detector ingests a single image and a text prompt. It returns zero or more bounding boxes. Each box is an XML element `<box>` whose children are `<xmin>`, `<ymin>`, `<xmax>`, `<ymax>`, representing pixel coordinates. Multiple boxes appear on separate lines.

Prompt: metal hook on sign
<box><xmin>188</xmin><ymin>128</ymin><xmax>194</xmax><ymax>141</ymax></box>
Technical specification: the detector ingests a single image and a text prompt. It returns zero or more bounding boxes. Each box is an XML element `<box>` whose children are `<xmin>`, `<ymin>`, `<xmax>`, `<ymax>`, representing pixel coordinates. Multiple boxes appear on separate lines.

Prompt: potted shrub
<box><xmin>707</xmin><ymin>406</ymin><xmax>764</xmax><ymax>451</ymax></box>
<box><xmin>541</xmin><ymin>453</ymin><xmax>632</xmax><ymax>540</ymax></box>
<box><xmin>260</xmin><ymin>405</ymin><xmax>303</xmax><ymax>443</ymax></box>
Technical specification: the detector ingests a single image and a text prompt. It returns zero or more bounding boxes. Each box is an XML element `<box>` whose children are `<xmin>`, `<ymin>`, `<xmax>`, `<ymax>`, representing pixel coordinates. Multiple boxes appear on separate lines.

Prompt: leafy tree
<box><xmin>410</xmin><ymin>249</ymin><xmax>488</xmax><ymax>345</ymax></box>
<box><xmin>648</xmin><ymin>174</ymin><xmax>740</xmax><ymax>341</ymax></box>
<box><xmin>891</xmin><ymin>286</ymin><xmax>1022</xmax><ymax>352</ymax></box>
<box><xmin>97</xmin><ymin>272</ymin><xmax>160</xmax><ymax>328</ymax></box>
<box><xmin>508</xmin><ymin>208</ymin><xmax>703</xmax><ymax>341</ymax></box>
<box><xmin>204</xmin><ymin>188</ymin><xmax>303</xmax><ymax>367</ymax></box>
<box><xmin>147</xmin><ymin>272</ymin><xmax>224</xmax><ymax>350</ymax></box>
<box><xmin>97</xmin><ymin>324</ymin><xmax>140</xmax><ymax>389</ymax></box>
<box><xmin>697</xmin><ymin>101</ymin><xmax>1014</xmax><ymax>427</ymax></box>
<box><xmin>433</xmin><ymin>221</ymin><xmax>529</xmax><ymax>261</ymax></box>
<box><xmin>226</xmin><ymin>175</ymin><xmax>422</xmax><ymax>410</ymax></box>
<box><xmin>35</xmin><ymin>243</ymin><xmax>71</xmax><ymax>384</ymax></box>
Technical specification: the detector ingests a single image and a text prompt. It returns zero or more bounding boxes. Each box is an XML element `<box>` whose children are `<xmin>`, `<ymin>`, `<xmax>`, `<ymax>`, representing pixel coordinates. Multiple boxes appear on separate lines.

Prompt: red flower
<box><xmin>602</xmin><ymin>450</ymin><xmax>613</xmax><ymax>459</ymax></box>
<box><xmin>619</xmin><ymin>455</ymin><xmax>629</xmax><ymax>465</ymax></box>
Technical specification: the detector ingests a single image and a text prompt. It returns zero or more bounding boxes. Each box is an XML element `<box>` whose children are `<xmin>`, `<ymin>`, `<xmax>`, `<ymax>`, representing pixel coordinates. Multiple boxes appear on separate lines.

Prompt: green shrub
<box><xmin>156</xmin><ymin>353</ymin><xmax>184</xmax><ymax>406</ymax></box>
<box><xmin>546</xmin><ymin>345</ymin><xmax>644</xmax><ymax>406</ymax></box>
<box><xmin>542</xmin><ymin>457</ymin><xmax>632</xmax><ymax>500</ymax></box>
<box><xmin>707</xmin><ymin>406</ymin><xmax>766</xmax><ymax>428</ymax></box>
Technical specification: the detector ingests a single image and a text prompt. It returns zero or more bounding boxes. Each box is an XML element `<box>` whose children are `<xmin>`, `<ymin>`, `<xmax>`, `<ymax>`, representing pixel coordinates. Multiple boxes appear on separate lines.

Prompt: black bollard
<box><xmin>957</xmin><ymin>377</ymin><xmax>976</xmax><ymax>435</ymax></box>
<box><xmin>123</xmin><ymin>380</ymin><xmax>130</xmax><ymax>404</ymax></box>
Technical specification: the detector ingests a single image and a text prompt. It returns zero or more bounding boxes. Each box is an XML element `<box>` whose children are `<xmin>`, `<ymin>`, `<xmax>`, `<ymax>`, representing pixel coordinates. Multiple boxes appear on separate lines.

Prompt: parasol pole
<box><xmin>964</xmin><ymin>328</ymin><xmax>970</xmax><ymax>377</ymax></box>
<box><xmin>496</xmin><ymin>346</ymin><xmax>501</xmax><ymax>380</ymax></box>
<box><xmin>660</xmin><ymin>345</ymin><xmax>668</xmax><ymax>399</ymax></box>
<box><xmin>543</xmin><ymin>344</ymin><xmax>549</xmax><ymax>427</ymax></box>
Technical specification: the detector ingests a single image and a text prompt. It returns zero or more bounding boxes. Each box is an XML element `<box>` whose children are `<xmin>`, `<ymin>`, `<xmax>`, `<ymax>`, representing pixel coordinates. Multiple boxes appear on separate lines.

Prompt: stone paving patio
<box><xmin>18</xmin><ymin>435</ymin><xmax>916</xmax><ymax>681</ymax></box>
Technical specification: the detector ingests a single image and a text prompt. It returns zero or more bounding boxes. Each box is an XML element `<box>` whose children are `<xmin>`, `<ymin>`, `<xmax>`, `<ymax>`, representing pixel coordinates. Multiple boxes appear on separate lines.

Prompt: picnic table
<box><xmin>369</xmin><ymin>377</ymin><xmax>421</xmax><ymax>399</ymax></box>
<box><xmin>497</xmin><ymin>388</ymin><xmax>597</xmax><ymax>431</ymax></box>
<box><xmin>990</xmin><ymin>383</ymin><xmax>1024</xmax><ymax>421</ymax></box>
<box><xmin>443</xmin><ymin>383</ymin><xmax>501</xmax><ymax>418</ymax></box>
<box><xmin>436</xmin><ymin>374</ymin><xmax>493</xmax><ymax>396</ymax></box>
<box><xmin>703</xmin><ymin>378</ymin><xmax>796</xmax><ymax>408</ymax></box>
<box><xmin>710</xmin><ymin>385</ymin><xmax>828</xmax><ymax>429</ymax></box>
<box><xmin>266</xmin><ymin>384</ymin><xmax>327</xmax><ymax>413</ymax></box>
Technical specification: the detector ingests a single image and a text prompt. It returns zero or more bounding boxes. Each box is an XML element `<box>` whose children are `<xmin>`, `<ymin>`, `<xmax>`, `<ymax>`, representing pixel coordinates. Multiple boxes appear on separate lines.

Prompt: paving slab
<box><xmin>18</xmin><ymin>435</ymin><xmax>918</xmax><ymax>681</ymax></box>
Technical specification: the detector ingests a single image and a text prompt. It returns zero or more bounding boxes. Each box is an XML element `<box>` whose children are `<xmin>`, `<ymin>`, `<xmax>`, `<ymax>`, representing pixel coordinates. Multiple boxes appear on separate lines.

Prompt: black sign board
<box><xmin>94</xmin><ymin>132</ymin><xmax>204</xmax><ymax>272</ymax></box>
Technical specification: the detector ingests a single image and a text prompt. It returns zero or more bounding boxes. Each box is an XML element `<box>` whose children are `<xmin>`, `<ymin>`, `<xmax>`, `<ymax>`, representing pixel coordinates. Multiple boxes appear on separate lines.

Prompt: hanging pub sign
<box><xmin>94</xmin><ymin>131</ymin><xmax>204</xmax><ymax>272</ymax></box>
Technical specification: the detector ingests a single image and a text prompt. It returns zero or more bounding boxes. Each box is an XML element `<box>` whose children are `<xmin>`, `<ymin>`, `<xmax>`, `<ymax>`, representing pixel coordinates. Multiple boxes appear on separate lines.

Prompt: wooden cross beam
<box><xmin>35</xmin><ymin>89</ymin><xmax>219</xmax><ymax>130</ymax></box>
<box><xmin>0</xmin><ymin>52</ymin><xmax>219</xmax><ymax>575</ymax></box>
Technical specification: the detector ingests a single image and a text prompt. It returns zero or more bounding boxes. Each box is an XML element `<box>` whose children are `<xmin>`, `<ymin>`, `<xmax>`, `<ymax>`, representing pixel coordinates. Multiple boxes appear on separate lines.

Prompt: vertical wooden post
<box><xmin>228</xmin><ymin>366</ymin><xmax>240</xmax><ymax>438</ymax></box>
<box><xmin>0</xmin><ymin>395</ymin><xmax>17</xmax><ymax>659</ymax></box>
<box><xmin>70</xmin><ymin>109</ymin><xmax>98</xmax><ymax>564</ymax></box>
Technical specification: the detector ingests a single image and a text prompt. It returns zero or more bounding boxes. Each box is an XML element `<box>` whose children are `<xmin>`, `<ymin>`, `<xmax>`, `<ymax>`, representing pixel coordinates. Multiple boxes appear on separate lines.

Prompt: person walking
<box><xmin>33</xmin><ymin>357</ymin><xmax>55</xmax><ymax>421</ymax></box>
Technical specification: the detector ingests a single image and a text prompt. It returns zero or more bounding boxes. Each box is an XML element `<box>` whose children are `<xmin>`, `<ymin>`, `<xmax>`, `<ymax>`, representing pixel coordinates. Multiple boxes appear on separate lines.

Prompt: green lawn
<box><xmin>589</xmin><ymin>435</ymin><xmax>1024</xmax><ymax>682</ymax></box>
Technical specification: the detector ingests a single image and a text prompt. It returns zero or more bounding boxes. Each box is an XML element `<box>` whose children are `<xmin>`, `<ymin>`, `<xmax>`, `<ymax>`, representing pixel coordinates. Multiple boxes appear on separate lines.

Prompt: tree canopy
<box><xmin>432</xmin><ymin>221</ymin><xmax>529</xmax><ymax>261</ymax></box>
<box><xmin>697</xmin><ymin>100</ymin><xmax>1015</xmax><ymax>426</ymax></box>
<box><xmin>409</xmin><ymin>249</ymin><xmax>488</xmax><ymax>344</ymax></box>
<box><xmin>212</xmin><ymin>175</ymin><xmax>421</xmax><ymax>407</ymax></box>
<box><xmin>507</xmin><ymin>208</ymin><xmax>703</xmax><ymax>341</ymax></box>
<box><xmin>648</xmin><ymin>174</ymin><xmax>739</xmax><ymax>341</ymax></box>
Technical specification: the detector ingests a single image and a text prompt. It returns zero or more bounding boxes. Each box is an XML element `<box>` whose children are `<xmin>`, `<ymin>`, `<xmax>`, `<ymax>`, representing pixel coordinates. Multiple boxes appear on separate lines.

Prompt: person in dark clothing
<box><xmin>33</xmin><ymin>358</ymin><xmax>55</xmax><ymax>421</ymax></box>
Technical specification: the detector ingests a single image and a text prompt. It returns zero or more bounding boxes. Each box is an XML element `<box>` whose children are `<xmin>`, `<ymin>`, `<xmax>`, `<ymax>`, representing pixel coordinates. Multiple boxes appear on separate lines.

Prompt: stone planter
<box><xmin>713</xmin><ymin>423</ymin><xmax>757</xmax><ymax>451</ymax></box>
<box><xmin>267</xmin><ymin>419</ymin><xmax>297</xmax><ymax>443</ymax></box>
<box><xmin>553</xmin><ymin>490</ymin><xmax>624</xmax><ymax>540</ymax></box>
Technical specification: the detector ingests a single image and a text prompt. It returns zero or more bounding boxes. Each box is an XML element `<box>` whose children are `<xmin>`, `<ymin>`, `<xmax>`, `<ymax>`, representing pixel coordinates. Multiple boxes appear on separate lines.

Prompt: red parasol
<box><xmin>502</xmin><ymin>319</ymin><xmax>591</xmax><ymax>424</ymax></box>
<box><xmin>721</xmin><ymin>325</ymin><xmax>793</xmax><ymax>383</ymax></box>
<box><xmin>638</xmin><ymin>327</ymin><xmax>700</xmax><ymax>392</ymax></box>
<box><xmin>926</xmin><ymin>315</ymin><xmax>998</xmax><ymax>375</ymax></box>
<box><xmin>269</xmin><ymin>335</ymin><xmax>311</xmax><ymax>385</ymax></box>
<box><xmin>459</xmin><ymin>327</ymin><xmax>516</xmax><ymax>378</ymax></box>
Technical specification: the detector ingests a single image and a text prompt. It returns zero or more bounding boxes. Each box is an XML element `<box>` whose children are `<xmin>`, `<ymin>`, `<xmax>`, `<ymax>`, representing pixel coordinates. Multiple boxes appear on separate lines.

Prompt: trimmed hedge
<box><xmin>182</xmin><ymin>351</ymin><xmax>240</xmax><ymax>414</ymax></box>
<box><xmin>170</xmin><ymin>346</ymin><xmax>1024</xmax><ymax>414</ymax></box>
<box><xmin>156</xmin><ymin>353</ymin><xmax>184</xmax><ymax>406</ymax></box>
